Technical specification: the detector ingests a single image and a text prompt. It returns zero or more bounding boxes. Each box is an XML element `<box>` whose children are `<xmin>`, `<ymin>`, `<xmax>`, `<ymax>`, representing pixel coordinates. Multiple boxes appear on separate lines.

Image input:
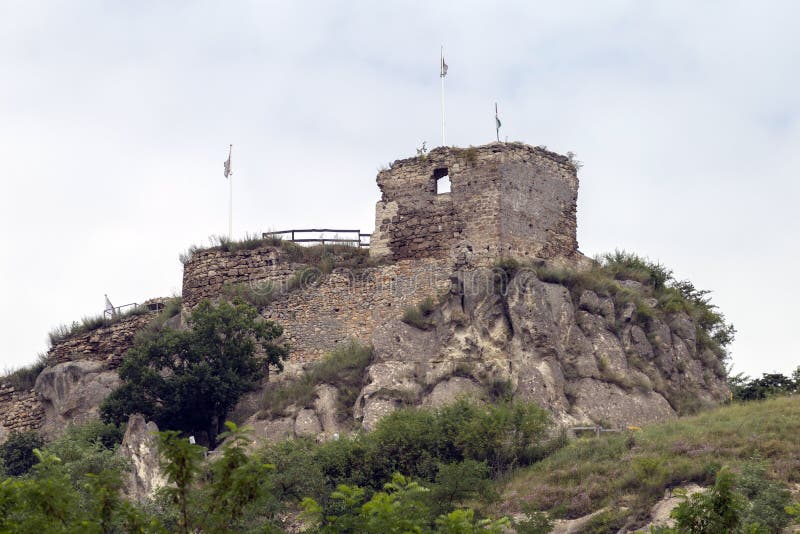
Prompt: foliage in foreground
<box><xmin>259</xmin><ymin>397</ymin><xmax>561</xmax><ymax>526</ymax></box>
<box><xmin>655</xmin><ymin>464</ymin><xmax>795</xmax><ymax>533</ymax></box>
<box><xmin>500</xmin><ymin>395</ymin><xmax>800</xmax><ymax>528</ymax></box>
<box><xmin>0</xmin><ymin>431</ymin><xmax>44</xmax><ymax>477</ymax></box>
<box><xmin>301</xmin><ymin>473</ymin><xmax>510</xmax><ymax>534</ymax></box>
<box><xmin>101</xmin><ymin>299</ymin><xmax>288</xmax><ymax>446</ymax></box>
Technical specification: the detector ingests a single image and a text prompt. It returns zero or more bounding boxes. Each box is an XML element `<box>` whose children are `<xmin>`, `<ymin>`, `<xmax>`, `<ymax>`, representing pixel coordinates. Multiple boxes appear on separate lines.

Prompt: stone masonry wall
<box><xmin>0</xmin><ymin>385</ymin><xmax>44</xmax><ymax>441</ymax></box>
<box><xmin>371</xmin><ymin>143</ymin><xmax>579</xmax><ymax>265</ymax></box>
<box><xmin>182</xmin><ymin>246</ymin><xmax>299</xmax><ymax>309</ymax></box>
<box><xmin>180</xmin><ymin>245</ymin><xmax>452</xmax><ymax>362</ymax></box>
<box><xmin>263</xmin><ymin>258</ymin><xmax>451</xmax><ymax>361</ymax></box>
<box><xmin>47</xmin><ymin>313</ymin><xmax>156</xmax><ymax>369</ymax></box>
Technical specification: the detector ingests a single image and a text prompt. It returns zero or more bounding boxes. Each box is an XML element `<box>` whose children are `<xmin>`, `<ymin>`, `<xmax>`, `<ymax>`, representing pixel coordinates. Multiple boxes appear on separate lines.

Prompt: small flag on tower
<box><xmin>223</xmin><ymin>144</ymin><xmax>232</xmax><ymax>178</ymax></box>
<box><xmin>440</xmin><ymin>50</ymin><xmax>448</xmax><ymax>78</ymax></box>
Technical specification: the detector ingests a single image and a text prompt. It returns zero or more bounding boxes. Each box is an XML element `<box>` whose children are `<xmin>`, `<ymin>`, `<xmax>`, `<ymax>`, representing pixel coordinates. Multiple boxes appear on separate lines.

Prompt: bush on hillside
<box><xmin>533</xmin><ymin>251</ymin><xmax>736</xmax><ymax>368</ymax></box>
<box><xmin>729</xmin><ymin>369</ymin><xmax>799</xmax><ymax>401</ymax></box>
<box><xmin>101</xmin><ymin>299</ymin><xmax>288</xmax><ymax>447</ymax></box>
<box><xmin>0</xmin><ymin>431</ymin><xmax>44</xmax><ymax>477</ymax></box>
<box><xmin>0</xmin><ymin>352</ymin><xmax>48</xmax><ymax>391</ymax></box>
<box><xmin>260</xmin><ymin>341</ymin><xmax>372</xmax><ymax>419</ymax></box>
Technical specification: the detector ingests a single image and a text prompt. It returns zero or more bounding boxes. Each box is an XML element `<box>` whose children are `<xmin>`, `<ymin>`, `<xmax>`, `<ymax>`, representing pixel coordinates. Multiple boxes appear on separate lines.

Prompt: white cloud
<box><xmin>1</xmin><ymin>1</ymin><xmax>798</xmax><ymax>377</ymax></box>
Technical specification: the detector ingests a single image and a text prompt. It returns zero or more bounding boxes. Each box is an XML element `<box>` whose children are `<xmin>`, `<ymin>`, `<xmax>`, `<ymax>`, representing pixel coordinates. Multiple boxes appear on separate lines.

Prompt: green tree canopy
<box><xmin>101</xmin><ymin>299</ymin><xmax>288</xmax><ymax>446</ymax></box>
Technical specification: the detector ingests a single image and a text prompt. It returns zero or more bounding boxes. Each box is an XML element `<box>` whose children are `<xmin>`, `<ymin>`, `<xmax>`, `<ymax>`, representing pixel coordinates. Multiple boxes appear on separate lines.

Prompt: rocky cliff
<box><xmin>244</xmin><ymin>260</ymin><xmax>730</xmax><ymax>441</ymax></box>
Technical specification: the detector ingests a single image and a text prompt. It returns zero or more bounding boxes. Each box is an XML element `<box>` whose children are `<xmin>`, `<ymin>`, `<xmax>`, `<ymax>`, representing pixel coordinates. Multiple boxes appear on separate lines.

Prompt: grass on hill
<box><xmin>497</xmin><ymin>395</ymin><xmax>800</xmax><ymax>525</ymax></box>
<box><xmin>0</xmin><ymin>353</ymin><xmax>48</xmax><ymax>391</ymax></box>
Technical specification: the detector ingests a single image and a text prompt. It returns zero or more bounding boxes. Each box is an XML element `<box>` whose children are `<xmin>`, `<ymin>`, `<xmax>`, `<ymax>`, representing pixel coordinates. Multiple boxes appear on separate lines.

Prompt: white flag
<box><xmin>104</xmin><ymin>294</ymin><xmax>115</xmax><ymax>316</ymax></box>
<box><xmin>223</xmin><ymin>145</ymin><xmax>232</xmax><ymax>178</ymax></box>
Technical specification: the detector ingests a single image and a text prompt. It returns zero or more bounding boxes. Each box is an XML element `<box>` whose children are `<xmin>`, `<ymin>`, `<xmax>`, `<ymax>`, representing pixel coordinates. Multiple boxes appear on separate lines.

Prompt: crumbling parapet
<box><xmin>370</xmin><ymin>142</ymin><xmax>579</xmax><ymax>265</ymax></box>
<box><xmin>181</xmin><ymin>246</ymin><xmax>298</xmax><ymax>310</ymax></box>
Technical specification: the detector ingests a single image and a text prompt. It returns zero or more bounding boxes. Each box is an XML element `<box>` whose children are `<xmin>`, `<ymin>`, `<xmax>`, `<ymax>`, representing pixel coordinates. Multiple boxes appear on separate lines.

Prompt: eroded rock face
<box><xmin>34</xmin><ymin>360</ymin><xmax>120</xmax><ymax>439</ymax></box>
<box><xmin>354</xmin><ymin>271</ymin><xmax>729</xmax><ymax>429</ymax></box>
<box><xmin>119</xmin><ymin>414</ymin><xmax>166</xmax><ymax>502</ymax></box>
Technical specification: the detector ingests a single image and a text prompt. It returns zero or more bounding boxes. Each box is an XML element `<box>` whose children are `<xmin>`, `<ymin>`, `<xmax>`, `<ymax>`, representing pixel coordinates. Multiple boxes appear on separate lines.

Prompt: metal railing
<box><xmin>103</xmin><ymin>301</ymin><xmax>164</xmax><ymax>319</ymax></box>
<box><xmin>262</xmin><ymin>229</ymin><xmax>371</xmax><ymax>248</ymax></box>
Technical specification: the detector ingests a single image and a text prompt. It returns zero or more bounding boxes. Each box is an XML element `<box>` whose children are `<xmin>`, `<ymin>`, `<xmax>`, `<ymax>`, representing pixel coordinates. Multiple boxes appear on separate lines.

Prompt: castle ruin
<box><xmin>370</xmin><ymin>143</ymin><xmax>580</xmax><ymax>265</ymax></box>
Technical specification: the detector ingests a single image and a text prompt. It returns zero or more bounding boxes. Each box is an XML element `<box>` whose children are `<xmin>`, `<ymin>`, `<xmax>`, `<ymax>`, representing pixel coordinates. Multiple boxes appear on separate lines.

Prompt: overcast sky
<box><xmin>1</xmin><ymin>1</ymin><xmax>798</xmax><ymax>378</ymax></box>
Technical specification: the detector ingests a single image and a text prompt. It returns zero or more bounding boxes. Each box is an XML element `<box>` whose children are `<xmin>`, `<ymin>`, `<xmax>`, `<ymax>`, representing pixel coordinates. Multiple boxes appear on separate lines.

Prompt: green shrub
<box><xmin>44</xmin><ymin>421</ymin><xmax>127</xmax><ymax>486</ymax></box>
<box><xmin>533</xmin><ymin>251</ymin><xmax>735</xmax><ymax>371</ymax></box>
<box><xmin>1</xmin><ymin>353</ymin><xmax>48</xmax><ymax>391</ymax></box>
<box><xmin>0</xmin><ymin>431</ymin><xmax>44</xmax><ymax>476</ymax></box>
<box><xmin>582</xmin><ymin>507</ymin><xmax>627</xmax><ymax>533</ymax></box>
<box><xmin>102</xmin><ymin>299</ymin><xmax>288</xmax><ymax>447</ymax></box>
<box><xmin>514</xmin><ymin>505</ymin><xmax>554</xmax><ymax>534</ymax></box>
<box><xmin>260</xmin><ymin>342</ymin><xmax>372</xmax><ymax>418</ymax></box>
<box><xmin>402</xmin><ymin>296</ymin><xmax>437</xmax><ymax>330</ymax></box>
<box><xmin>429</xmin><ymin>460</ymin><xmax>495</xmax><ymax>514</ymax></box>
<box><xmin>301</xmin><ymin>473</ymin><xmax>510</xmax><ymax>533</ymax></box>
<box><xmin>455</xmin><ymin>401</ymin><xmax>552</xmax><ymax>474</ymax></box>
<box><xmin>287</xmin><ymin>267</ymin><xmax>322</xmax><ymax>290</ymax></box>
<box><xmin>221</xmin><ymin>281</ymin><xmax>275</xmax><ymax>309</ymax></box>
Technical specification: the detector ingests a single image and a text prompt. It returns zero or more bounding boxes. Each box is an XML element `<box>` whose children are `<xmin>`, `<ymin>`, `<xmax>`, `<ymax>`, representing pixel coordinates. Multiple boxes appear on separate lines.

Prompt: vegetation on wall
<box><xmin>180</xmin><ymin>232</ymin><xmax>374</xmax><ymax>270</ymax></box>
<box><xmin>46</xmin><ymin>297</ymin><xmax>179</xmax><ymax>348</ymax></box>
<box><xmin>0</xmin><ymin>352</ymin><xmax>48</xmax><ymax>391</ymax></box>
<box><xmin>100</xmin><ymin>299</ymin><xmax>288</xmax><ymax>447</ymax></box>
<box><xmin>401</xmin><ymin>296</ymin><xmax>437</xmax><ymax>330</ymax></box>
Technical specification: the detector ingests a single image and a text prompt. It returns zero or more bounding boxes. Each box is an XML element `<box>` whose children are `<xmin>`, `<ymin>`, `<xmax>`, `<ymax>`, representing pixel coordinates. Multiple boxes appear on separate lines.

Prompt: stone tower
<box><xmin>370</xmin><ymin>142</ymin><xmax>579</xmax><ymax>265</ymax></box>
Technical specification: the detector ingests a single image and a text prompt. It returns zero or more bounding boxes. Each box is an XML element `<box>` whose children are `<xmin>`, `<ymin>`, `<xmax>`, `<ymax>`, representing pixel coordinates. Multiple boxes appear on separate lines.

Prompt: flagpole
<box><xmin>440</xmin><ymin>46</ymin><xmax>446</xmax><ymax>146</ymax></box>
<box><xmin>495</xmin><ymin>103</ymin><xmax>500</xmax><ymax>142</ymax></box>
<box><xmin>228</xmin><ymin>144</ymin><xmax>233</xmax><ymax>240</ymax></box>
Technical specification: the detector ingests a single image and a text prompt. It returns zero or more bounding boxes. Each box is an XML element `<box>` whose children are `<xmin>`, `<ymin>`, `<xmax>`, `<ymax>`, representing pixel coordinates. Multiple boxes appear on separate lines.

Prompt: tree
<box><xmin>0</xmin><ymin>431</ymin><xmax>44</xmax><ymax>477</ymax></box>
<box><xmin>101</xmin><ymin>299</ymin><xmax>288</xmax><ymax>446</ymax></box>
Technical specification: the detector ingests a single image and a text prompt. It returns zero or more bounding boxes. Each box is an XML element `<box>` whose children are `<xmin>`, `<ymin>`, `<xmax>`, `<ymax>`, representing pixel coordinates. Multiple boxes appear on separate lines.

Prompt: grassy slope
<box><xmin>496</xmin><ymin>396</ymin><xmax>800</xmax><ymax>522</ymax></box>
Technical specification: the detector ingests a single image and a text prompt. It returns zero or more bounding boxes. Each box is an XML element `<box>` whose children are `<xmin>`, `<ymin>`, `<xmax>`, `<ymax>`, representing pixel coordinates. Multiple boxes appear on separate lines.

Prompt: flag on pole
<box><xmin>104</xmin><ymin>294</ymin><xmax>115</xmax><ymax>317</ymax></box>
<box><xmin>495</xmin><ymin>102</ymin><xmax>501</xmax><ymax>141</ymax></box>
<box><xmin>223</xmin><ymin>145</ymin><xmax>232</xmax><ymax>178</ymax></box>
<box><xmin>440</xmin><ymin>50</ymin><xmax>448</xmax><ymax>78</ymax></box>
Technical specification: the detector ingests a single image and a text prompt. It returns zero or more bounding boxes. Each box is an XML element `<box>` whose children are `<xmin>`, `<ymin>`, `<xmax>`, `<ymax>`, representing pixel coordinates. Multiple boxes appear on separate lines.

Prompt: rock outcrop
<box><xmin>34</xmin><ymin>360</ymin><xmax>121</xmax><ymax>439</ymax></box>
<box><xmin>119</xmin><ymin>414</ymin><xmax>166</xmax><ymax>502</ymax></box>
<box><xmin>353</xmin><ymin>268</ymin><xmax>728</xmax><ymax>431</ymax></box>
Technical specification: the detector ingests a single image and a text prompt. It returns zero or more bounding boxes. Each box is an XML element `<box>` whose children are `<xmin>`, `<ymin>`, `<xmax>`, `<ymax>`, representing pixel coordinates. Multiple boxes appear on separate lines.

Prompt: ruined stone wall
<box><xmin>263</xmin><ymin>258</ymin><xmax>451</xmax><ymax>361</ymax></box>
<box><xmin>498</xmin><ymin>156</ymin><xmax>578</xmax><ymax>260</ymax></box>
<box><xmin>371</xmin><ymin>143</ymin><xmax>579</xmax><ymax>264</ymax></box>
<box><xmin>181</xmin><ymin>246</ymin><xmax>453</xmax><ymax>362</ymax></box>
<box><xmin>47</xmin><ymin>313</ymin><xmax>156</xmax><ymax>369</ymax></box>
<box><xmin>0</xmin><ymin>385</ymin><xmax>44</xmax><ymax>441</ymax></box>
<box><xmin>182</xmin><ymin>246</ymin><xmax>299</xmax><ymax>309</ymax></box>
